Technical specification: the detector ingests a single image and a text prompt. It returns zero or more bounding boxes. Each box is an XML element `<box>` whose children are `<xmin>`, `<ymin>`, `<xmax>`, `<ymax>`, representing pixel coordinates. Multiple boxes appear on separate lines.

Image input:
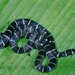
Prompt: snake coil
<box><xmin>0</xmin><ymin>18</ymin><xmax>75</xmax><ymax>72</ymax></box>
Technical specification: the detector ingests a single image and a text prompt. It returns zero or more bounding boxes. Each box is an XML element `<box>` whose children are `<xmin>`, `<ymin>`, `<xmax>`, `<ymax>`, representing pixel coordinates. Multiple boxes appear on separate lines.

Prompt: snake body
<box><xmin>0</xmin><ymin>18</ymin><xmax>75</xmax><ymax>72</ymax></box>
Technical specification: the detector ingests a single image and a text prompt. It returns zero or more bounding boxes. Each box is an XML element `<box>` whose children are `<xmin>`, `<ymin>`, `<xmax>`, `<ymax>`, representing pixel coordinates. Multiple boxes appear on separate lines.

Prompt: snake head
<box><xmin>0</xmin><ymin>33</ymin><xmax>9</xmax><ymax>48</ymax></box>
<box><xmin>0</xmin><ymin>33</ymin><xmax>4</xmax><ymax>48</ymax></box>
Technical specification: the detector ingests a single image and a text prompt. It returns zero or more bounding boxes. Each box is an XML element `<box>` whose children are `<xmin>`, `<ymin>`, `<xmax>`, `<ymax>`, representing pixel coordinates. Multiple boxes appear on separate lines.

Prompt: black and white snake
<box><xmin>0</xmin><ymin>18</ymin><xmax>75</xmax><ymax>72</ymax></box>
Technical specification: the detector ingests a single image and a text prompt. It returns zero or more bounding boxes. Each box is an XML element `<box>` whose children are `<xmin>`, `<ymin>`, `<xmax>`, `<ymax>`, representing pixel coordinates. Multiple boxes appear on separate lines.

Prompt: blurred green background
<box><xmin>0</xmin><ymin>0</ymin><xmax>75</xmax><ymax>75</ymax></box>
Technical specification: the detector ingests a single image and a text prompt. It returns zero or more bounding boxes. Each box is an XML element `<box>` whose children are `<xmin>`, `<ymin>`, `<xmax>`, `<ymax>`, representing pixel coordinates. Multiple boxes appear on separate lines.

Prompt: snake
<box><xmin>0</xmin><ymin>18</ymin><xmax>75</xmax><ymax>73</ymax></box>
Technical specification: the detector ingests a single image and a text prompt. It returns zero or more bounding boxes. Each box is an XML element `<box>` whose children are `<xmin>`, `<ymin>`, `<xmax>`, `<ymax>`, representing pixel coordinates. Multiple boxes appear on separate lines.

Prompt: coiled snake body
<box><xmin>0</xmin><ymin>18</ymin><xmax>75</xmax><ymax>72</ymax></box>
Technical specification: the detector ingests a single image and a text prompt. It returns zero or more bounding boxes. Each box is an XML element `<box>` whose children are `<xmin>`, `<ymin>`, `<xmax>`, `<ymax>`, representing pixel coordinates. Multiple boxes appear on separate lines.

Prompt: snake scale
<box><xmin>0</xmin><ymin>18</ymin><xmax>75</xmax><ymax>72</ymax></box>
